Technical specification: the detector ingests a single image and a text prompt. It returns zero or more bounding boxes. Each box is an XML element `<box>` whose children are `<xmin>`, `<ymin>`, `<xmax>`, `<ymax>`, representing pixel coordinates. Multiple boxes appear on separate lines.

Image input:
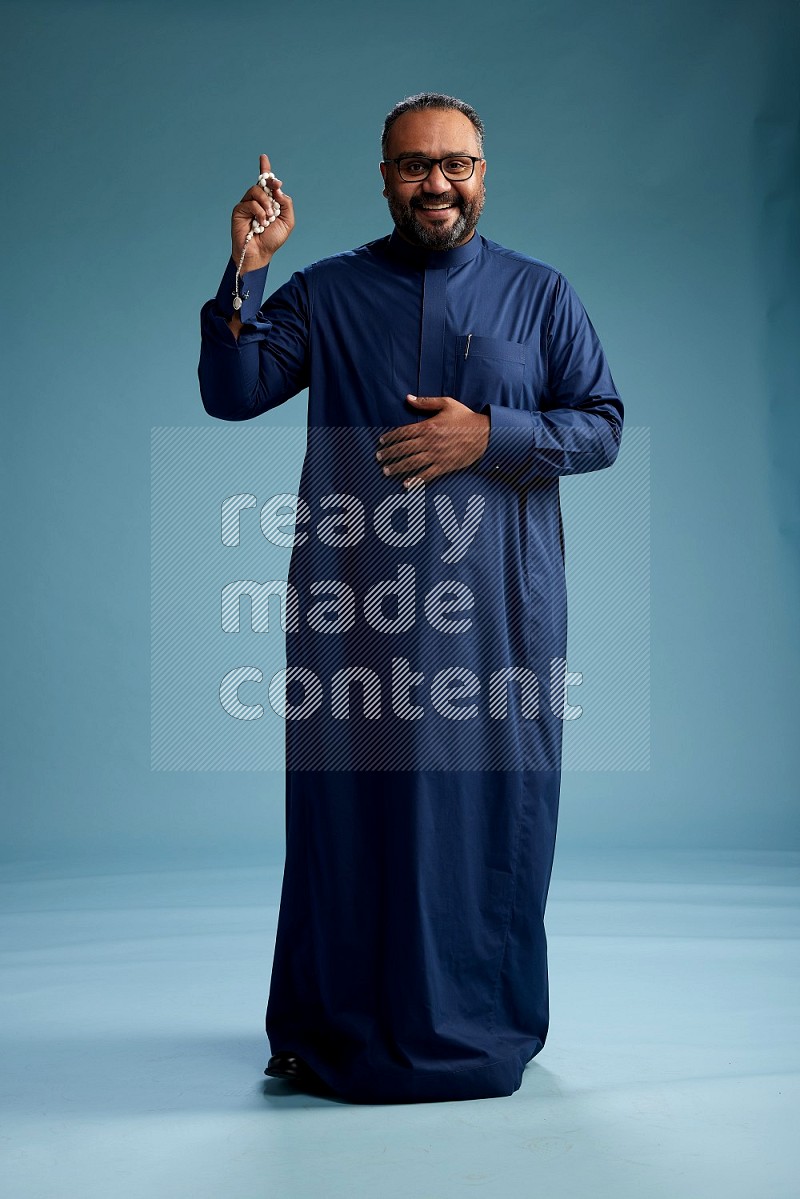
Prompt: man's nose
<box><xmin>422</xmin><ymin>162</ymin><xmax>450</xmax><ymax>191</ymax></box>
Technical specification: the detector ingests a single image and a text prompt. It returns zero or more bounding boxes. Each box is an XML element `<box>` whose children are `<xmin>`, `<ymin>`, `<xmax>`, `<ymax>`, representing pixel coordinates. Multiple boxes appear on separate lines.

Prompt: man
<box><xmin>199</xmin><ymin>93</ymin><xmax>623</xmax><ymax>1104</ymax></box>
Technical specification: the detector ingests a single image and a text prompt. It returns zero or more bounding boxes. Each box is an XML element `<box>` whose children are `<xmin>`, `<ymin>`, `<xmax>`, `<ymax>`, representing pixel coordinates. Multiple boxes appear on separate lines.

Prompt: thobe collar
<box><xmin>386</xmin><ymin>226</ymin><xmax>483</xmax><ymax>270</ymax></box>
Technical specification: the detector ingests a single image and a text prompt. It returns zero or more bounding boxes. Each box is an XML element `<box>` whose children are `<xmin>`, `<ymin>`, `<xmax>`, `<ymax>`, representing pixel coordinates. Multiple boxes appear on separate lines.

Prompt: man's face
<box><xmin>380</xmin><ymin>108</ymin><xmax>486</xmax><ymax>250</ymax></box>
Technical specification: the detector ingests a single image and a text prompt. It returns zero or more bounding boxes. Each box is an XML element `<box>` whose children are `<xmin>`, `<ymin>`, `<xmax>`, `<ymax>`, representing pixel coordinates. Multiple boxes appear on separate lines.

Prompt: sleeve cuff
<box><xmin>214</xmin><ymin>256</ymin><xmax>270</xmax><ymax>322</ymax></box>
<box><xmin>472</xmin><ymin>404</ymin><xmax>535</xmax><ymax>480</ymax></box>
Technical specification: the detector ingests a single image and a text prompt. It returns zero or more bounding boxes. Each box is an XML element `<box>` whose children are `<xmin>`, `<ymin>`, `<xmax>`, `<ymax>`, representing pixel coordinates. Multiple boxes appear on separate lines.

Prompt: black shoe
<box><xmin>264</xmin><ymin>1052</ymin><xmax>336</xmax><ymax>1097</ymax></box>
<box><xmin>267</xmin><ymin>1055</ymin><xmax>309</xmax><ymax>1083</ymax></box>
<box><xmin>264</xmin><ymin>1052</ymin><xmax>309</xmax><ymax>1081</ymax></box>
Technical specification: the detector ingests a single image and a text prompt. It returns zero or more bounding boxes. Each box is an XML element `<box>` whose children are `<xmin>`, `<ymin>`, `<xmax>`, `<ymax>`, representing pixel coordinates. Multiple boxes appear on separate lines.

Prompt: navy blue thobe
<box><xmin>199</xmin><ymin>227</ymin><xmax>623</xmax><ymax>1103</ymax></box>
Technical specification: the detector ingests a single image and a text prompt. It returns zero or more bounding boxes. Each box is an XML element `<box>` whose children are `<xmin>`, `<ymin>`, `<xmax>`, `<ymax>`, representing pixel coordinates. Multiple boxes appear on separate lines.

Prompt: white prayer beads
<box><xmin>232</xmin><ymin>170</ymin><xmax>282</xmax><ymax>312</ymax></box>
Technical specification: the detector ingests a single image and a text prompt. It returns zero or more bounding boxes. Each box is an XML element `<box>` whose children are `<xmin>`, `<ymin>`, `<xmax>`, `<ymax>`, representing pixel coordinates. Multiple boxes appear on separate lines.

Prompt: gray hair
<box><xmin>381</xmin><ymin>93</ymin><xmax>485</xmax><ymax>158</ymax></box>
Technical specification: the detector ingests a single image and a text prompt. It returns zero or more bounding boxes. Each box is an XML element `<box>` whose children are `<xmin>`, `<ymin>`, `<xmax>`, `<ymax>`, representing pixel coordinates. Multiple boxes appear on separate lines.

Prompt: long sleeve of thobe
<box><xmin>472</xmin><ymin>273</ymin><xmax>622</xmax><ymax>485</ymax></box>
<box><xmin>198</xmin><ymin>257</ymin><xmax>310</xmax><ymax>421</ymax></box>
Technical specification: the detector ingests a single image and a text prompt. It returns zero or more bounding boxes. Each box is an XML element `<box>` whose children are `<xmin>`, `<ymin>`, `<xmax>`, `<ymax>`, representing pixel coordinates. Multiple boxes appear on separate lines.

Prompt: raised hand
<box><xmin>231</xmin><ymin>153</ymin><xmax>295</xmax><ymax>274</ymax></box>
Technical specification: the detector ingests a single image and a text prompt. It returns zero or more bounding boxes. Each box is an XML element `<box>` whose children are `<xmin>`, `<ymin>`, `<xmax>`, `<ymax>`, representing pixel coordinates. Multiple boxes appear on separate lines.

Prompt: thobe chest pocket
<box><xmin>454</xmin><ymin>334</ymin><xmax>527</xmax><ymax>412</ymax></box>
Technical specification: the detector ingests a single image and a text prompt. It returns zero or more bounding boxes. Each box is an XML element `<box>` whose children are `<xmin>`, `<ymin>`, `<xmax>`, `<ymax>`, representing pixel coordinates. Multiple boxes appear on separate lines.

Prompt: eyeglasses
<box><xmin>383</xmin><ymin>155</ymin><xmax>483</xmax><ymax>182</ymax></box>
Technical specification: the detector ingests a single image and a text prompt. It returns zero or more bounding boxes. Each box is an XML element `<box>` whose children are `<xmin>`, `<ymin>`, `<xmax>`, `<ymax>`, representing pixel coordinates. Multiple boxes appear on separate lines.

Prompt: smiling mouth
<box><xmin>418</xmin><ymin>203</ymin><xmax>457</xmax><ymax>212</ymax></box>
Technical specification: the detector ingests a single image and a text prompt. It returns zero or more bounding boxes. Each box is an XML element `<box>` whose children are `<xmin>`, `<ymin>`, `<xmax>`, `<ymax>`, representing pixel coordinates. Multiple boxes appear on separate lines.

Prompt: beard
<box><xmin>387</xmin><ymin>182</ymin><xmax>485</xmax><ymax>250</ymax></box>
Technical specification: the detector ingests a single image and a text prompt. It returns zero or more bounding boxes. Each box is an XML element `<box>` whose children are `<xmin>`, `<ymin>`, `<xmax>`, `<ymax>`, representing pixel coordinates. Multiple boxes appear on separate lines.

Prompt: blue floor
<box><xmin>1</xmin><ymin>849</ymin><xmax>797</xmax><ymax>1198</ymax></box>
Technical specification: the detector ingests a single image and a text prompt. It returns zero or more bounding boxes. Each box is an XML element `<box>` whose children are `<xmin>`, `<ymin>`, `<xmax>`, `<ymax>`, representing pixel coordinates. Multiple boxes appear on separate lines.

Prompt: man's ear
<box><xmin>379</xmin><ymin>161</ymin><xmax>388</xmax><ymax>196</ymax></box>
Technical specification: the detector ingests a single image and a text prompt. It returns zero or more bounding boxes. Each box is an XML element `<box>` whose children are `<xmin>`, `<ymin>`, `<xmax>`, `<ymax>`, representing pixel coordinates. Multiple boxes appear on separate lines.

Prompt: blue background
<box><xmin>2</xmin><ymin>0</ymin><xmax>798</xmax><ymax>865</ymax></box>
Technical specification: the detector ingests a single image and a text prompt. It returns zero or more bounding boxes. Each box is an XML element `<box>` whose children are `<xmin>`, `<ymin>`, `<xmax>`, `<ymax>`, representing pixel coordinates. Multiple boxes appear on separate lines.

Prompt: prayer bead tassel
<box><xmin>233</xmin><ymin>169</ymin><xmax>281</xmax><ymax>314</ymax></box>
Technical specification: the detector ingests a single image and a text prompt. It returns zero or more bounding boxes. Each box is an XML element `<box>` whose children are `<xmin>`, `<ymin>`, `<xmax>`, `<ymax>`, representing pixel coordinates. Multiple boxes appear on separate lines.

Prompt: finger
<box><xmin>257</xmin><ymin>158</ymin><xmax>284</xmax><ymax>201</ymax></box>
<box><xmin>403</xmin><ymin>467</ymin><xmax>439</xmax><ymax>488</ymax></box>
<box><xmin>378</xmin><ymin>425</ymin><xmax>424</xmax><ymax>449</ymax></box>
<box><xmin>241</xmin><ymin>183</ymin><xmax>269</xmax><ymax>203</ymax></box>
<box><xmin>407</xmin><ymin>394</ymin><xmax>449</xmax><ymax>408</ymax></box>
<box><xmin>376</xmin><ymin>436</ymin><xmax>424</xmax><ymax>464</ymax></box>
<box><xmin>234</xmin><ymin>198</ymin><xmax>270</xmax><ymax>229</ymax></box>
<box><xmin>251</xmin><ymin>175</ymin><xmax>283</xmax><ymax>202</ymax></box>
<box><xmin>244</xmin><ymin>197</ymin><xmax>273</xmax><ymax>225</ymax></box>
<box><xmin>380</xmin><ymin>450</ymin><xmax>433</xmax><ymax>477</ymax></box>
<box><xmin>274</xmin><ymin>188</ymin><xmax>294</xmax><ymax>225</ymax></box>
<box><xmin>240</xmin><ymin>183</ymin><xmax>275</xmax><ymax>203</ymax></box>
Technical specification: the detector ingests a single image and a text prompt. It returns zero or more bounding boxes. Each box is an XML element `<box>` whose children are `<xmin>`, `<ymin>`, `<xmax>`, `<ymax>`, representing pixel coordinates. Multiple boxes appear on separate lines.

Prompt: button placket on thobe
<box><xmin>418</xmin><ymin>265</ymin><xmax>448</xmax><ymax>398</ymax></box>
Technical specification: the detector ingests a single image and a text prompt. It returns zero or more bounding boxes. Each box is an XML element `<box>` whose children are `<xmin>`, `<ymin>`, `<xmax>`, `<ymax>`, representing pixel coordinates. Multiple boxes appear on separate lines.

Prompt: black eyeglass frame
<box><xmin>382</xmin><ymin>155</ymin><xmax>484</xmax><ymax>182</ymax></box>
